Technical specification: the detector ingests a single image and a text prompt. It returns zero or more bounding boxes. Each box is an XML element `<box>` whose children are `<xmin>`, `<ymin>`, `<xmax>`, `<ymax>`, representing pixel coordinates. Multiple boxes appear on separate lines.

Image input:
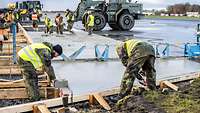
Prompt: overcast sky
<box><xmin>0</xmin><ymin>0</ymin><xmax>200</xmax><ymax>11</ymax></box>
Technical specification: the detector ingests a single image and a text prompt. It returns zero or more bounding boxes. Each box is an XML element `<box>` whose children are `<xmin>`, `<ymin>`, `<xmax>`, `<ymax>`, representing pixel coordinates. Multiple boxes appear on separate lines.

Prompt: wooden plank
<box><xmin>18</xmin><ymin>23</ymin><xmax>33</xmax><ymax>44</ymax></box>
<box><xmin>160</xmin><ymin>81</ymin><xmax>179</xmax><ymax>91</ymax></box>
<box><xmin>0</xmin><ymin>68</ymin><xmax>21</xmax><ymax>75</ymax></box>
<box><xmin>0</xmin><ymin>87</ymin><xmax>59</xmax><ymax>99</ymax></box>
<box><xmin>92</xmin><ymin>93</ymin><xmax>111</xmax><ymax>110</ymax></box>
<box><xmin>0</xmin><ymin>97</ymin><xmax>63</xmax><ymax>113</ymax></box>
<box><xmin>0</xmin><ymin>72</ymin><xmax>199</xmax><ymax>112</ymax></box>
<box><xmin>0</xmin><ymin>56</ymin><xmax>12</xmax><ymax>59</ymax></box>
<box><xmin>0</xmin><ymin>80</ymin><xmax>50</xmax><ymax>88</ymax></box>
<box><xmin>56</xmin><ymin>107</ymin><xmax>65</xmax><ymax>113</ymax></box>
<box><xmin>33</xmin><ymin>104</ymin><xmax>51</xmax><ymax>113</ymax></box>
<box><xmin>0</xmin><ymin>87</ymin><xmax>119</xmax><ymax>113</ymax></box>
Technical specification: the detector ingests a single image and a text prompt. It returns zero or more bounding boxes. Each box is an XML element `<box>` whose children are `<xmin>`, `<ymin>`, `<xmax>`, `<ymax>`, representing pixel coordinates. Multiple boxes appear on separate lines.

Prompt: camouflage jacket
<box><xmin>118</xmin><ymin>42</ymin><xmax>155</xmax><ymax>67</ymax></box>
<box><xmin>35</xmin><ymin>42</ymin><xmax>56</xmax><ymax>80</ymax></box>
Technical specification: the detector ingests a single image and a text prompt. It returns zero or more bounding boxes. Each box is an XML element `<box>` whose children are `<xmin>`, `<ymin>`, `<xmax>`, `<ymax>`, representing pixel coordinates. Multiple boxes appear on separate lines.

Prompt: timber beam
<box><xmin>0</xmin><ymin>87</ymin><xmax>60</xmax><ymax>99</ymax></box>
<box><xmin>0</xmin><ymin>80</ymin><xmax>50</xmax><ymax>88</ymax></box>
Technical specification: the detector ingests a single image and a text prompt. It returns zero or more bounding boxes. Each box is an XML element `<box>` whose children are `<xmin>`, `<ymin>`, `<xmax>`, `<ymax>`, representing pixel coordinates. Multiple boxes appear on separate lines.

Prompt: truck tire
<box><xmin>119</xmin><ymin>13</ymin><xmax>135</xmax><ymax>31</ymax></box>
<box><xmin>108</xmin><ymin>23</ymin><xmax>120</xmax><ymax>30</ymax></box>
<box><xmin>93</xmin><ymin>12</ymin><xmax>106</xmax><ymax>31</ymax></box>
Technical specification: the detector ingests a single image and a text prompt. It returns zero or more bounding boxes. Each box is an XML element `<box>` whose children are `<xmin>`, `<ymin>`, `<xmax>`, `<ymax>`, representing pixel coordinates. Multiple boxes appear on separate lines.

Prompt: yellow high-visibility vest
<box><xmin>125</xmin><ymin>39</ymin><xmax>142</xmax><ymax>57</ymax></box>
<box><xmin>44</xmin><ymin>16</ymin><xmax>48</xmax><ymax>25</ymax></box>
<box><xmin>48</xmin><ymin>20</ymin><xmax>53</xmax><ymax>27</ymax></box>
<box><xmin>67</xmin><ymin>14</ymin><xmax>74</xmax><ymax>21</ymax></box>
<box><xmin>18</xmin><ymin>43</ymin><xmax>51</xmax><ymax>69</ymax></box>
<box><xmin>88</xmin><ymin>14</ymin><xmax>94</xmax><ymax>27</ymax></box>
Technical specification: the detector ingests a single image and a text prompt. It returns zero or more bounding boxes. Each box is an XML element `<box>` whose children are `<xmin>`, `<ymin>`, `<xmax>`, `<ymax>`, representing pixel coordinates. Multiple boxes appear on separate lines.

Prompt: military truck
<box><xmin>11</xmin><ymin>1</ymin><xmax>43</xmax><ymax>21</ymax></box>
<box><xmin>74</xmin><ymin>0</ymin><xmax>143</xmax><ymax>31</ymax></box>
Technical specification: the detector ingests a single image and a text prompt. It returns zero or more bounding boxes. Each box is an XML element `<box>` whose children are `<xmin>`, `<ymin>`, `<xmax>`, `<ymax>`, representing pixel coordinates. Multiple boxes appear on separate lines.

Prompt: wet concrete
<box><xmin>51</xmin><ymin>58</ymin><xmax>200</xmax><ymax>95</ymax></box>
<box><xmin>26</xmin><ymin>19</ymin><xmax>200</xmax><ymax>95</ymax></box>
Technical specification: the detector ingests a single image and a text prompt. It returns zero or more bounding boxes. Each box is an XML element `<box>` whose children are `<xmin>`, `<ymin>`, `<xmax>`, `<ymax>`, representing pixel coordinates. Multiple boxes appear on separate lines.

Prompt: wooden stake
<box><xmin>89</xmin><ymin>93</ymin><xmax>111</xmax><ymax>111</ymax></box>
<box><xmin>160</xmin><ymin>80</ymin><xmax>179</xmax><ymax>91</ymax></box>
<box><xmin>33</xmin><ymin>104</ymin><xmax>51</xmax><ymax>113</ymax></box>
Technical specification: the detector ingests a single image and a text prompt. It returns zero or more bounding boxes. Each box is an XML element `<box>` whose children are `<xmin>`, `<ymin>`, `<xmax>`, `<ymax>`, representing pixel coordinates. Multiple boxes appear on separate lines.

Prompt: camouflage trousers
<box><xmin>17</xmin><ymin>57</ymin><xmax>40</xmax><ymax>101</ymax></box>
<box><xmin>45</xmin><ymin>26</ymin><xmax>53</xmax><ymax>34</ymax></box>
<box><xmin>67</xmin><ymin>22</ymin><xmax>74</xmax><ymax>32</ymax></box>
<box><xmin>56</xmin><ymin>24</ymin><xmax>63</xmax><ymax>34</ymax></box>
<box><xmin>119</xmin><ymin>55</ymin><xmax>156</xmax><ymax>98</ymax></box>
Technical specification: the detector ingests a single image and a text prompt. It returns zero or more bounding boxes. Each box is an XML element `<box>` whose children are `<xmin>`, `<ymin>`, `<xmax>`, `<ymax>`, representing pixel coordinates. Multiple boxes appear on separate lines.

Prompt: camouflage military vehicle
<box><xmin>74</xmin><ymin>0</ymin><xmax>143</xmax><ymax>31</ymax></box>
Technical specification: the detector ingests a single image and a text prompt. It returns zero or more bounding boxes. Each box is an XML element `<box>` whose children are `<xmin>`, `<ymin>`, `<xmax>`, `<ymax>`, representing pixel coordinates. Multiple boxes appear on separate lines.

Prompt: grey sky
<box><xmin>0</xmin><ymin>0</ymin><xmax>200</xmax><ymax>10</ymax></box>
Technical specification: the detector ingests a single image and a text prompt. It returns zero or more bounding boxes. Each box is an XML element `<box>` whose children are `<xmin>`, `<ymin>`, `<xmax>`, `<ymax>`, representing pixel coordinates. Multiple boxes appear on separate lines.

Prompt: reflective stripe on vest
<box><xmin>32</xmin><ymin>14</ymin><xmax>38</xmax><ymax>21</ymax></box>
<box><xmin>88</xmin><ymin>14</ymin><xmax>94</xmax><ymax>27</ymax></box>
<box><xmin>125</xmin><ymin>39</ymin><xmax>142</xmax><ymax>57</ymax></box>
<box><xmin>18</xmin><ymin>43</ymin><xmax>51</xmax><ymax>69</ymax></box>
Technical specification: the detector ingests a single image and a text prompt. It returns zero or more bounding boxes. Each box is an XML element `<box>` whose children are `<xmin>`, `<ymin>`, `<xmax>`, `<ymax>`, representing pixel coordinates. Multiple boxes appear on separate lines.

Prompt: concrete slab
<box><xmin>52</xmin><ymin>58</ymin><xmax>200</xmax><ymax>95</ymax></box>
<box><xmin>27</xmin><ymin>25</ymin><xmax>200</xmax><ymax>95</ymax></box>
<box><xmin>29</xmin><ymin>29</ymin><xmax>119</xmax><ymax>59</ymax></box>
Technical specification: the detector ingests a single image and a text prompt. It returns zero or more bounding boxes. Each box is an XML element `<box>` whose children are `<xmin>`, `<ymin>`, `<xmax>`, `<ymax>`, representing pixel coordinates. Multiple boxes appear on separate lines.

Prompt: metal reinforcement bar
<box><xmin>0</xmin><ymin>72</ymin><xmax>199</xmax><ymax>113</ymax></box>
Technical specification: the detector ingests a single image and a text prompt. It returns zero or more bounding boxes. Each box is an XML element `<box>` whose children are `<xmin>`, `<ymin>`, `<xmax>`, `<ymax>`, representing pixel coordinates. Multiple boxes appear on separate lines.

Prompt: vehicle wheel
<box><xmin>93</xmin><ymin>12</ymin><xmax>106</xmax><ymax>31</ymax></box>
<box><xmin>118</xmin><ymin>13</ymin><xmax>135</xmax><ymax>31</ymax></box>
<box><xmin>108</xmin><ymin>23</ymin><xmax>120</xmax><ymax>30</ymax></box>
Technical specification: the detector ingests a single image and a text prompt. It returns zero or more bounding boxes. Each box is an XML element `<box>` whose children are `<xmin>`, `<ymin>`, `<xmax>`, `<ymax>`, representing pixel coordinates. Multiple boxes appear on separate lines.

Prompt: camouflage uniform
<box><xmin>66</xmin><ymin>12</ymin><xmax>74</xmax><ymax>32</ymax></box>
<box><xmin>17</xmin><ymin>42</ymin><xmax>56</xmax><ymax>101</ymax></box>
<box><xmin>117</xmin><ymin>40</ymin><xmax>156</xmax><ymax>98</ymax></box>
<box><xmin>55</xmin><ymin>15</ymin><xmax>64</xmax><ymax>34</ymax></box>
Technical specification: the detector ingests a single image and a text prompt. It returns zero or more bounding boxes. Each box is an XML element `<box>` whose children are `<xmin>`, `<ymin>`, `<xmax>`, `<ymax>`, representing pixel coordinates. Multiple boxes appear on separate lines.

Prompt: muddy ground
<box><xmin>67</xmin><ymin>78</ymin><xmax>200</xmax><ymax>113</ymax></box>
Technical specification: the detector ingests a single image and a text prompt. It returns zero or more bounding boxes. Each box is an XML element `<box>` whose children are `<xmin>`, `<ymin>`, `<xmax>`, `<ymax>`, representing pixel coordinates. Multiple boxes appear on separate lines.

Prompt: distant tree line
<box><xmin>167</xmin><ymin>3</ymin><xmax>200</xmax><ymax>14</ymax></box>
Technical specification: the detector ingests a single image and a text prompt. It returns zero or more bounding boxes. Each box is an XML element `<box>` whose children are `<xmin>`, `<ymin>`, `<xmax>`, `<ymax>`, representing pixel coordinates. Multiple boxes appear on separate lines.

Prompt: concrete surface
<box><xmin>27</xmin><ymin>28</ymin><xmax>200</xmax><ymax>95</ymax></box>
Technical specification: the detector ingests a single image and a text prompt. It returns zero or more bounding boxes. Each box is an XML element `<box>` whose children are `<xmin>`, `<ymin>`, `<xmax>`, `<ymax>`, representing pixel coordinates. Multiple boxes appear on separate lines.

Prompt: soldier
<box><xmin>86</xmin><ymin>11</ymin><xmax>94</xmax><ymax>35</ymax></box>
<box><xmin>17</xmin><ymin>42</ymin><xmax>63</xmax><ymax>101</ymax></box>
<box><xmin>65</xmin><ymin>9</ymin><xmax>75</xmax><ymax>33</ymax></box>
<box><xmin>46</xmin><ymin>18</ymin><xmax>53</xmax><ymax>34</ymax></box>
<box><xmin>44</xmin><ymin>14</ymin><xmax>53</xmax><ymax>34</ymax></box>
<box><xmin>55</xmin><ymin>13</ymin><xmax>64</xmax><ymax>34</ymax></box>
<box><xmin>115</xmin><ymin>39</ymin><xmax>157</xmax><ymax>101</ymax></box>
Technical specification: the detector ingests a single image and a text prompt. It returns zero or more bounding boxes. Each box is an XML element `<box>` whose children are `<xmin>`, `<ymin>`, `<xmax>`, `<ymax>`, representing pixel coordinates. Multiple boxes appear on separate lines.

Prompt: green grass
<box><xmin>143</xmin><ymin>78</ymin><xmax>200</xmax><ymax>113</ymax></box>
<box><xmin>145</xmin><ymin>15</ymin><xmax>200</xmax><ymax>21</ymax></box>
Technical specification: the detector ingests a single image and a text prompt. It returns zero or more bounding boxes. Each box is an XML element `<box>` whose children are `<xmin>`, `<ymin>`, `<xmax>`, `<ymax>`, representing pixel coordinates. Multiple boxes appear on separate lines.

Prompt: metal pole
<box><xmin>12</xmin><ymin>23</ymin><xmax>17</xmax><ymax>64</ymax></box>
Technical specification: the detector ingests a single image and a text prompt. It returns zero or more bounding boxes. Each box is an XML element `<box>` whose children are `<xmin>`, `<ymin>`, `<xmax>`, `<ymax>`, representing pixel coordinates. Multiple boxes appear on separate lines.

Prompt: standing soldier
<box><xmin>4</xmin><ymin>10</ymin><xmax>15</xmax><ymax>40</ymax></box>
<box><xmin>44</xmin><ymin>14</ymin><xmax>53</xmax><ymax>34</ymax></box>
<box><xmin>86</xmin><ymin>11</ymin><xmax>94</xmax><ymax>35</ymax></box>
<box><xmin>17</xmin><ymin>42</ymin><xmax>63</xmax><ymax>101</ymax></box>
<box><xmin>115</xmin><ymin>39</ymin><xmax>157</xmax><ymax>101</ymax></box>
<box><xmin>55</xmin><ymin>13</ymin><xmax>64</xmax><ymax>34</ymax></box>
<box><xmin>32</xmin><ymin>12</ymin><xmax>39</xmax><ymax>31</ymax></box>
<box><xmin>36</xmin><ymin>7</ymin><xmax>42</xmax><ymax>22</ymax></box>
<box><xmin>65</xmin><ymin>9</ymin><xmax>75</xmax><ymax>33</ymax></box>
<box><xmin>4</xmin><ymin>10</ymin><xmax>15</xmax><ymax>25</ymax></box>
<box><xmin>46</xmin><ymin>18</ymin><xmax>53</xmax><ymax>34</ymax></box>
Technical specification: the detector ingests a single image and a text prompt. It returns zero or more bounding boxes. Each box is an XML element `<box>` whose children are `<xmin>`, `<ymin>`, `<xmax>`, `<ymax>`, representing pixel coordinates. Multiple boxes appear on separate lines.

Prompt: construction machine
<box><xmin>74</xmin><ymin>0</ymin><xmax>143</xmax><ymax>31</ymax></box>
<box><xmin>8</xmin><ymin>1</ymin><xmax>43</xmax><ymax>22</ymax></box>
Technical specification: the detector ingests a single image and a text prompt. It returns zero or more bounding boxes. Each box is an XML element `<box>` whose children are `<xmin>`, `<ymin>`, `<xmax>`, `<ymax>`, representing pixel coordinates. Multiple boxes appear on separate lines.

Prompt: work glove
<box><xmin>138</xmin><ymin>79</ymin><xmax>147</xmax><ymax>86</ymax></box>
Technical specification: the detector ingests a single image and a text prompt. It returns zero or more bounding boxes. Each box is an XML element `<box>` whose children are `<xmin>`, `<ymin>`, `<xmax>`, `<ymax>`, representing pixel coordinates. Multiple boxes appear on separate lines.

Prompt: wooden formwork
<box><xmin>0</xmin><ymin>24</ymin><xmax>61</xmax><ymax>100</ymax></box>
